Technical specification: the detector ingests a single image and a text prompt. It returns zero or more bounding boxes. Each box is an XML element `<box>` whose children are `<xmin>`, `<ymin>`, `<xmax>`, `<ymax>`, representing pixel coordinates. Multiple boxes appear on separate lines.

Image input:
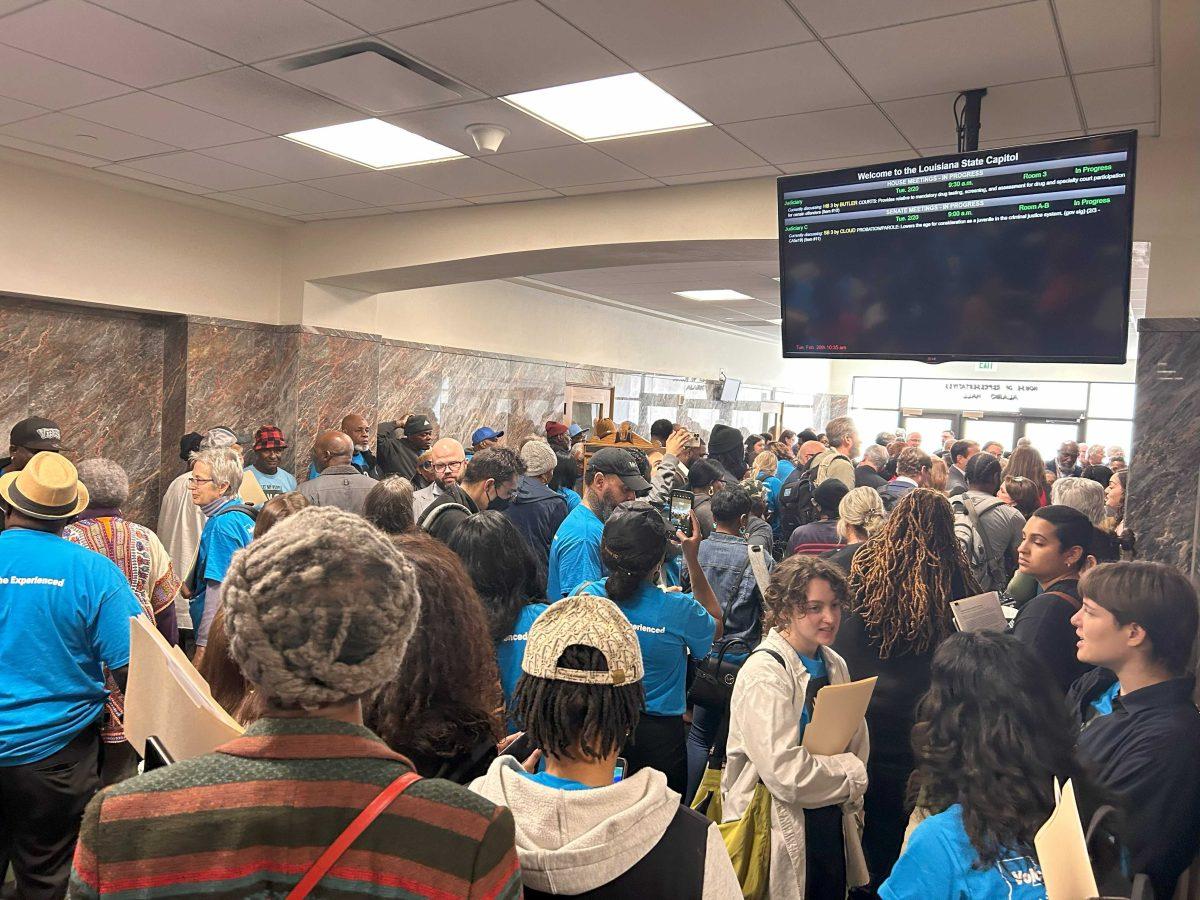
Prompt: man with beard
<box><xmin>412</xmin><ymin>438</ymin><xmax>466</xmax><ymax>519</ymax></box>
<box><xmin>341</xmin><ymin>413</ymin><xmax>382</xmax><ymax>478</ymax></box>
<box><xmin>546</xmin><ymin>448</ymin><xmax>650</xmax><ymax>599</ymax></box>
<box><xmin>377</xmin><ymin>414</ymin><xmax>434</xmax><ymax>481</ymax></box>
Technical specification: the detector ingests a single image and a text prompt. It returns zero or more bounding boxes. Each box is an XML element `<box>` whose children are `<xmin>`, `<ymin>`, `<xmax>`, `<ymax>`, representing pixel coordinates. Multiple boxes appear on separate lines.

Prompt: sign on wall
<box><xmin>899</xmin><ymin>378</ymin><xmax>1089</xmax><ymax>414</ymax></box>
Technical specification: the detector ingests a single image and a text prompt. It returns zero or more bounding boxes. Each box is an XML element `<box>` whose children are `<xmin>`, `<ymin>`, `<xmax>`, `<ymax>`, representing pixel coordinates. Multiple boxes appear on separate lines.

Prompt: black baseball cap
<box><xmin>10</xmin><ymin>416</ymin><xmax>61</xmax><ymax>451</ymax></box>
<box><xmin>404</xmin><ymin>414</ymin><xmax>433</xmax><ymax>436</ymax></box>
<box><xmin>605</xmin><ymin>500</ymin><xmax>671</xmax><ymax>550</ymax></box>
<box><xmin>589</xmin><ymin>447</ymin><xmax>652</xmax><ymax>492</ymax></box>
<box><xmin>179</xmin><ymin>432</ymin><xmax>204</xmax><ymax>461</ymax></box>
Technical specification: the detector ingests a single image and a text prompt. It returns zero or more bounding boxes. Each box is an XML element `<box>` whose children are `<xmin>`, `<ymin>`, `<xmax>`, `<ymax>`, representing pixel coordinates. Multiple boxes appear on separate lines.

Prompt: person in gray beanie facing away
<box><xmin>69</xmin><ymin>506</ymin><xmax>522</xmax><ymax>899</ymax></box>
<box><xmin>503</xmin><ymin>438</ymin><xmax>570</xmax><ymax>567</ymax></box>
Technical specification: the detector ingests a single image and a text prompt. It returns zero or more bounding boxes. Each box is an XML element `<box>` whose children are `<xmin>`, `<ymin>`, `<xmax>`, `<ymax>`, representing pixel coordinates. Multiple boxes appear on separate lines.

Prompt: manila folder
<box><xmin>801</xmin><ymin>677</ymin><xmax>877</xmax><ymax>756</ymax></box>
<box><xmin>124</xmin><ymin>616</ymin><xmax>243</xmax><ymax>762</ymax></box>
<box><xmin>951</xmin><ymin>591</ymin><xmax>1009</xmax><ymax>633</ymax></box>
<box><xmin>1035</xmin><ymin>778</ymin><xmax>1098</xmax><ymax>900</ymax></box>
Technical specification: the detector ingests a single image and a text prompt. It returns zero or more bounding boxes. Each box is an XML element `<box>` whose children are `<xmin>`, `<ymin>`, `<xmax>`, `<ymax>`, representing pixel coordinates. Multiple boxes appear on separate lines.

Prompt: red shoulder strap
<box><xmin>1042</xmin><ymin>590</ymin><xmax>1082</xmax><ymax>612</ymax></box>
<box><xmin>287</xmin><ymin>771</ymin><xmax>421</xmax><ymax>899</ymax></box>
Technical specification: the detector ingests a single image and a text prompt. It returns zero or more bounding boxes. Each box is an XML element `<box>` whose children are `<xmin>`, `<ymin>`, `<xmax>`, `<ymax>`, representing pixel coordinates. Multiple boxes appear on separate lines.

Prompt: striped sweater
<box><xmin>68</xmin><ymin>716</ymin><xmax>522</xmax><ymax>899</ymax></box>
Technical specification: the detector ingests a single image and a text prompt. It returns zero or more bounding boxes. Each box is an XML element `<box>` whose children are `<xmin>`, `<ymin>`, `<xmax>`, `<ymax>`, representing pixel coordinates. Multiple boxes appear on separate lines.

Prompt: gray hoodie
<box><xmin>469</xmin><ymin>756</ymin><xmax>741</xmax><ymax>897</ymax></box>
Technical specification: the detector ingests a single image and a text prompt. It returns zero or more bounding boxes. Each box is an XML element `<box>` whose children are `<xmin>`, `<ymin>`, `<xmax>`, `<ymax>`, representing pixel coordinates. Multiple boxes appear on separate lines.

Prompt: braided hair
<box><xmin>511</xmin><ymin>645</ymin><xmax>643</xmax><ymax>762</ymax></box>
<box><xmin>848</xmin><ymin>489</ymin><xmax>981</xmax><ymax>658</ymax></box>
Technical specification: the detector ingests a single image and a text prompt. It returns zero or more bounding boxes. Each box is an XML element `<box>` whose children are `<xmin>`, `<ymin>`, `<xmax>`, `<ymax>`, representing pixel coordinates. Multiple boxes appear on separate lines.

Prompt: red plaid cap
<box><xmin>253</xmin><ymin>425</ymin><xmax>287</xmax><ymax>451</ymax></box>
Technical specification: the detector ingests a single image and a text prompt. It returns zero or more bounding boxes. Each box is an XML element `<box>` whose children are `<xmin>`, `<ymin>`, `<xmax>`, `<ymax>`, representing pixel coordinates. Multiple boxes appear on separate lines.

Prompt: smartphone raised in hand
<box><xmin>669</xmin><ymin>489</ymin><xmax>694</xmax><ymax>537</ymax></box>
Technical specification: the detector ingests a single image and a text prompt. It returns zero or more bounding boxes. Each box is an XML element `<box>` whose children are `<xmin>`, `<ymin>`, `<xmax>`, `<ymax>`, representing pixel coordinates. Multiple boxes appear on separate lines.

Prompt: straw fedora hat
<box><xmin>0</xmin><ymin>451</ymin><xmax>89</xmax><ymax>520</ymax></box>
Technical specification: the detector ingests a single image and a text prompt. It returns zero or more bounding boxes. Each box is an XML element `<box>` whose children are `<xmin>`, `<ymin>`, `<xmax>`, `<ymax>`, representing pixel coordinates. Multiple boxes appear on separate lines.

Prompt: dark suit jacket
<box><xmin>854</xmin><ymin>464</ymin><xmax>887</xmax><ymax>489</ymax></box>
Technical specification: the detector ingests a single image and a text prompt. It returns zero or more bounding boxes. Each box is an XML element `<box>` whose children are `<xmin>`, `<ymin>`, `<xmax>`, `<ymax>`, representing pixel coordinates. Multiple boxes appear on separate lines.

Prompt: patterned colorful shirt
<box><xmin>69</xmin><ymin>716</ymin><xmax>522</xmax><ymax>899</ymax></box>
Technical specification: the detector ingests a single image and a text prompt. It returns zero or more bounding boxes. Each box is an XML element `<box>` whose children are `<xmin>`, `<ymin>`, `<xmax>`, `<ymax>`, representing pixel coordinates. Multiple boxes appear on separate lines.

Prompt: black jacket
<box><xmin>419</xmin><ymin>485</ymin><xmax>479</xmax><ymax>543</ymax></box>
<box><xmin>376</xmin><ymin>422</ymin><xmax>422</xmax><ymax>481</ymax></box>
<box><xmin>1011</xmin><ymin>578</ymin><xmax>1090</xmax><ymax>694</ymax></box>
<box><xmin>503</xmin><ymin>476</ymin><xmax>568</xmax><ymax>567</ymax></box>
<box><xmin>1069</xmin><ymin>668</ymin><xmax>1200</xmax><ymax>900</ymax></box>
<box><xmin>854</xmin><ymin>464</ymin><xmax>887</xmax><ymax>490</ymax></box>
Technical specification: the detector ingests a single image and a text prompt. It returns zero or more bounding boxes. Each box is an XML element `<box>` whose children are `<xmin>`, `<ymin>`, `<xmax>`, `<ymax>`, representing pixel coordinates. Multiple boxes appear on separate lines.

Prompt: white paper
<box><xmin>951</xmin><ymin>591</ymin><xmax>1010</xmax><ymax>633</ymax></box>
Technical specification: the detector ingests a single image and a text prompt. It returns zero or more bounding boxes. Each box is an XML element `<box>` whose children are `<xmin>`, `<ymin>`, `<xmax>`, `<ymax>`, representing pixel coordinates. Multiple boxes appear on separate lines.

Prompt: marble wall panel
<box><xmin>294</xmin><ymin>331</ymin><xmax>379</xmax><ymax>475</ymax></box>
<box><xmin>508</xmin><ymin>360</ymin><xmax>568</xmax><ymax>447</ymax></box>
<box><xmin>0</xmin><ymin>299</ymin><xmax>33</xmax><ymax>440</ymax></box>
<box><xmin>1125</xmin><ymin>319</ymin><xmax>1200</xmax><ymax>576</ymax></box>
<box><xmin>160</xmin><ymin>319</ymin><xmax>188</xmax><ymax>490</ymax></box>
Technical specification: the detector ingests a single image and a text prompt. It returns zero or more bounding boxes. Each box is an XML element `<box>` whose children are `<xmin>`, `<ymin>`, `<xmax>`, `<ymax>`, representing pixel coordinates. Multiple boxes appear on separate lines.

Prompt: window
<box><xmin>1088</xmin><ymin>383</ymin><xmax>1135</xmax><ymax>419</ymax></box>
<box><xmin>1085</xmin><ymin>420</ymin><xmax>1134</xmax><ymax>459</ymax></box>
<box><xmin>850</xmin><ymin>408</ymin><xmax>899</xmax><ymax>444</ymax></box>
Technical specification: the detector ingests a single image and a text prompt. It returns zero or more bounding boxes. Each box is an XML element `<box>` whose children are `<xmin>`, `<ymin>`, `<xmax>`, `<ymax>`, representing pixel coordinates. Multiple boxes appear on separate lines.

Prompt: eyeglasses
<box><xmin>186</xmin><ymin>477</ymin><xmax>215</xmax><ymax>486</ymax></box>
<box><xmin>432</xmin><ymin>460</ymin><xmax>465</xmax><ymax>473</ymax></box>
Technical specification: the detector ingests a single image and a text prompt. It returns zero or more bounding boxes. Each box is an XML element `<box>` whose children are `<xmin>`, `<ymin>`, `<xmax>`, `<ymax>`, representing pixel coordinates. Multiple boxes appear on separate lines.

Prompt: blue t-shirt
<box><xmin>776</xmin><ymin>458</ymin><xmax>796</xmax><ymax>483</ymax></box>
<box><xmin>558</xmin><ymin>487</ymin><xmax>582</xmax><ymax>512</ymax></box>
<box><xmin>1090</xmin><ymin>681</ymin><xmax>1121</xmax><ymax>718</ymax></box>
<box><xmin>189</xmin><ymin>499</ymin><xmax>255</xmax><ymax>627</ymax></box>
<box><xmin>307</xmin><ymin>451</ymin><xmax>367</xmax><ymax>481</ymax></box>
<box><xmin>0</xmin><ymin>529</ymin><xmax>145</xmax><ymax>765</ymax></box>
<box><xmin>547</xmin><ymin>504</ymin><xmax>604</xmax><ymax>600</ymax></box>
<box><xmin>520</xmin><ymin>770</ymin><xmax>591</xmax><ymax>791</ymax></box>
<box><xmin>881</xmin><ymin>805</ymin><xmax>1047</xmax><ymax>900</ymax></box>
<box><xmin>246</xmin><ymin>465</ymin><xmax>297</xmax><ymax>500</ymax></box>
<box><xmin>796</xmin><ymin>652</ymin><xmax>827</xmax><ymax>738</ymax></box>
<box><xmin>575</xmin><ymin>579</ymin><xmax>716</xmax><ymax>716</ymax></box>
<box><xmin>497</xmin><ymin>602</ymin><xmax>550</xmax><ymax>707</ymax></box>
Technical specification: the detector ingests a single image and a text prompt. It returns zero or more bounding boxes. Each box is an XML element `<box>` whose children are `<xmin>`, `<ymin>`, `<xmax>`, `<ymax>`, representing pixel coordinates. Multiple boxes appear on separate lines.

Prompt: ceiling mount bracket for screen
<box><xmin>955</xmin><ymin>88</ymin><xmax>988</xmax><ymax>152</ymax></box>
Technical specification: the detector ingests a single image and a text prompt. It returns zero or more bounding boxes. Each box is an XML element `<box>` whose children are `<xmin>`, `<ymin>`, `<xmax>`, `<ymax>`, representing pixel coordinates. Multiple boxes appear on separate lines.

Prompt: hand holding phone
<box><xmin>669</xmin><ymin>488</ymin><xmax>694</xmax><ymax>537</ymax></box>
<box><xmin>613</xmin><ymin>757</ymin><xmax>627</xmax><ymax>783</ymax></box>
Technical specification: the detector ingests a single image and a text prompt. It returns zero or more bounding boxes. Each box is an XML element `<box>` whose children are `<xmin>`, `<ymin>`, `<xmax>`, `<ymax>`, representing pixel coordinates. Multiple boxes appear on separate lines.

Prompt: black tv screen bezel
<box><xmin>776</xmin><ymin>130</ymin><xmax>1138</xmax><ymax>365</ymax></box>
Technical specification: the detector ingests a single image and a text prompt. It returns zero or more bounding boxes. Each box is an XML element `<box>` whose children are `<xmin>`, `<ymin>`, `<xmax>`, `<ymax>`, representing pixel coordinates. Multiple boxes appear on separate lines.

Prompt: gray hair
<box><xmin>76</xmin><ymin>458</ymin><xmax>129</xmax><ymax>509</ymax></box>
<box><xmin>1051</xmin><ymin>476</ymin><xmax>1106</xmax><ymax>527</ymax></box>
<box><xmin>223</xmin><ymin>506</ymin><xmax>421</xmax><ymax>709</ymax></box>
<box><xmin>826</xmin><ymin>416</ymin><xmax>856</xmax><ymax>449</ymax></box>
<box><xmin>201</xmin><ymin>427</ymin><xmax>239</xmax><ymax>450</ymax></box>
<box><xmin>194</xmin><ymin>447</ymin><xmax>242</xmax><ymax>496</ymax></box>
<box><xmin>862</xmin><ymin>444</ymin><xmax>888</xmax><ymax>469</ymax></box>
<box><xmin>837</xmin><ymin>485</ymin><xmax>886</xmax><ymax>541</ymax></box>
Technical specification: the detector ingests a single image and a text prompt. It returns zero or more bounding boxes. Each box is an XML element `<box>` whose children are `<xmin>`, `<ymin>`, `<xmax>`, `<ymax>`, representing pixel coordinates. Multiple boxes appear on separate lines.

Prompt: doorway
<box><xmin>564</xmin><ymin>384</ymin><xmax>614</xmax><ymax>432</ymax></box>
<box><xmin>901</xmin><ymin>409</ymin><xmax>1083</xmax><ymax>460</ymax></box>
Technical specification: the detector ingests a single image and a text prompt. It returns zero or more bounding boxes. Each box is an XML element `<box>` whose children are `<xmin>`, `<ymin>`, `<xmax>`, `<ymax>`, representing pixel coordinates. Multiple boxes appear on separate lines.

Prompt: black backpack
<box><xmin>778</xmin><ymin>466</ymin><xmax>819</xmax><ymax>536</ymax></box>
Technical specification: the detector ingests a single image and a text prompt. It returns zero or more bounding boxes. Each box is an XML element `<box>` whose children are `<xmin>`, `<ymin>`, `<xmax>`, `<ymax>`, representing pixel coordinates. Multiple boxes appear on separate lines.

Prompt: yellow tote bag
<box><xmin>690</xmin><ymin>765</ymin><xmax>724</xmax><ymax>823</ymax></box>
<box><xmin>693</xmin><ymin>779</ymin><xmax>771</xmax><ymax>900</ymax></box>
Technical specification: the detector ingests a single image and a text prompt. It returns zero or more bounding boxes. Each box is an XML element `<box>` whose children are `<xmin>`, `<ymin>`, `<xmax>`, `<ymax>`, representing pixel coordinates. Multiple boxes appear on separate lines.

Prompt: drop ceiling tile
<box><xmin>1056</xmin><ymin>0</ymin><xmax>1154</xmax><ymax>74</ymax></box>
<box><xmin>467</xmin><ymin>189</ymin><xmax>561</xmax><ymax>204</ymax></box>
<box><xmin>306</xmin><ymin>0</ymin><xmax>505</xmax><ymax>34</ymax></box>
<box><xmin>0</xmin><ymin>44</ymin><xmax>131</xmax><ymax>109</ymax></box>
<box><xmin>119</xmin><ymin>150</ymin><xmax>282</xmax><ymax>190</ymax></box>
<box><xmin>153</xmin><ymin>67</ymin><xmax>362</xmax><ymax>134</ymax></box>
<box><xmin>98</xmin><ymin>162</ymin><xmax>212</xmax><ymax>194</ymax></box>
<box><xmin>379</xmin><ymin>0</ymin><xmax>627</xmax><ymax>95</ymax></box>
<box><xmin>596</xmin><ymin>127</ymin><xmax>767</xmax><ymax>177</ymax></box>
<box><xmin>377</xmin><ymin>156</ymin><xmax>540</xmax><ymax>196</ymax></box>
<box><xmin>0</xmin><ymin>0</ymin><xmax>233</xmax><ymax>87</ymax></box>
<box><xmin>882</xmin><ymin>77</ymin><xmax>1080</xmax><ymax>148</ymax></box>
<box><xmin>209</xmin><ymin>190</ymin><xmax>298</xmax><ymax>216</ymax></box>
<box><xmin>230</xmin><ymin>181</ymin><xmax>370</xmax><ymax>213</ymax></box>
<box><xmin>0</xmin><ymin>132</ymin><xmax>110</xmax><ymax>166</ymax></box>
<box><xmin>778</xmin><ymin>150</ymin><xmax>917</xmax><ymax>174</ymax></box>
<box><xmin>384</xmin><ymin>98</ymin><xmax>574</xmax><ymax>156</ymax></box>
<box><xmin>556</xmin><ymin>179</ymin><xmax>662</xmax><ymax>195</ymax></box>
<box><xmin>658</xmin><ymin>165</ymin><xmax>779</xmax><ymax>185</ymax></box>
<box><xmin>978</xmin><ymin>128</ymin><xmax>1082</xmax><ymax>148</ymax></box>
<box><xmin>648</xmin><ymin>43</ymin><xmax>867</xmax><ymax>125</ymax></box>
<box><xmin>0</xmin><ymin>1</ymin><xmax>42</xmax><ymax>13</ymax></box>
<box><xmin>90</xmin><ymin>0</ymin><xmax>364</xmax><ymax>63</ymax></box>
<box><xmin>200</xmin><ymin>136</ymin><xmax>365</xmax><ymax>179</ymax></box>
<box><xmin>828</xmin><ymin>3</ymin><xmax>1064</xmax><ymax>101</ymax></box>
<box><xmin>791</xmin><ymin>0</ymin><xmax>1023</xmax><ymax>37</ymax></box>
<box><xmin>302</xmin><ymin>171</ymin><xmax>448</xmax><ymax>204</ymax></box>
<box><xmin>0</xmin><ymin>112</ymin><xmax>178</xmax><ymax>160</ymax></box>
<box><xmin>67</xmin><ymin>92</ymin><xmax>266</xmax><ymax>149</ymax></box>
<box><xmin>0</xmin><ymin>94</ymin><xmax>44</xmax><ymax>125</ymax></box>
<box><xmin>542</xmin><ymin>0</ymin><xmax>813</xmax><ymax>69</ymax></box>
<box><xmin>725</xmin><ymin>106</ymin><xmax>908</xmax><ymax>165</ymax></box>
<box><xmin>489</xmin><ymin>143</ymin><xmax>643</xmax><ymax>188</ymax></box>
<box><xmin>1075</xmin><ymin>66</ymin><xmax>1157</xmax><ymax>128</ymax></box>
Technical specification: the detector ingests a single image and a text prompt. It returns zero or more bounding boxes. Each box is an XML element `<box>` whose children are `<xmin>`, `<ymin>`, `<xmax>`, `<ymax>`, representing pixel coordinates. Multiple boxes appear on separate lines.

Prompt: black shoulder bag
<box><xmin>687</xmin><ymin>554</ymin><xmax>757</xmax><ymax>710</ymax></box>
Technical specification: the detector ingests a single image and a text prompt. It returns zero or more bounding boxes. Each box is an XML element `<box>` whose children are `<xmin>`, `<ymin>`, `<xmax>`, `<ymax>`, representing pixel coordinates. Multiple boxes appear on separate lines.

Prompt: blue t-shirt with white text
<box><xmin>497</xmin><ymin>602</ymin><xmax>550</xmax><ymax>707</ymax></box>
<box><xmin>547</xmin><ymin>503</ymin><xmax>604</xmax><ymax>600</ymax></box>
<box><xmin>246</xmin><ymin>465</ymin><xmax>297</xmax><ymax>500</ymax></box>
<box><xmin>881</xmin><ymin>804</ymin><xmax>1047</xmax><ymax>900</ymax></box>
<box><xmin>575</xmin><ymin>578</ymin><xmax>716</xmax><ymax>715</ymax></box>
<box><xmin>0</xmin><ymin>529</ymin><xmax>144</xmax><ymax>765</ymax></box>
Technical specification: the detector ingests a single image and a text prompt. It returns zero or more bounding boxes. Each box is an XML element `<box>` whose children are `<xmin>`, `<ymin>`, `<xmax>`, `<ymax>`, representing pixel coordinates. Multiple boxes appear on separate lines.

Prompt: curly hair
<box><xmin>848</xmin><ymin>489</ymin><xmax>980</xmax><ymax>658</ymax></box>
<box><xmin>364</xmin><ymin>531</ymin><xmax>502</xmax><ymax>765</ymax></box>
<box><xmin>763</xmin><ymin>555</ymin><xmax>850</xmax><ymax>632</ymax></box>
<box><xmin>911</xmin><ymin>632</ymin><xmax>1093</xmax><ymax>865</ymax></box>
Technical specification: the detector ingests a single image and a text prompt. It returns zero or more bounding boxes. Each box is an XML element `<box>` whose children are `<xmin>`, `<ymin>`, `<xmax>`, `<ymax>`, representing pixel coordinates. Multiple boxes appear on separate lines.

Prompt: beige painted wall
<box><xmin>0</xmin><ymin>152</ymin><xmax>287</xmax><ymax>322</ymax></box>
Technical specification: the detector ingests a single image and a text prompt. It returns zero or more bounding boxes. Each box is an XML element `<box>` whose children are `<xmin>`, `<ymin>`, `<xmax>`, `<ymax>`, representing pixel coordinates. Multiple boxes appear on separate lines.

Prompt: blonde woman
<box><xmin>825</xmin><ymin>486</ymin><xmax>886</xmax><ymax>573</ymax></box>
<box><xmin>751</xmin><ymin>449</ymin><xmax>784</xmax><ymax>532</ymax></box>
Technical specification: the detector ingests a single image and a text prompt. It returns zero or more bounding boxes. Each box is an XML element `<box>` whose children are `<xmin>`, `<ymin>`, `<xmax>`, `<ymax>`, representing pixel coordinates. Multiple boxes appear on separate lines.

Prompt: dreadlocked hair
<box><xmin>848</xmin><ymin>488</ymin><xmax>981</xmax><ymax>658</ymax></box>
<box><xmin>511</xmin><ymin>645</ymin><xmax>643</xmax><ymax>762</ymax></box>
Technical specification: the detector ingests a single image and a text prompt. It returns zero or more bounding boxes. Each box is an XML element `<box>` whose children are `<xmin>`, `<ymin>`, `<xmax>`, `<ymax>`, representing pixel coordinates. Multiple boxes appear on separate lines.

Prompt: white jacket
<box><xmin>470</xmin><ymin>756</ymin><xmax>741</xmax><ymax>898</ymax></box>
<box><xmin>722</xmin><ymin>629</ymin><xmax>870</xmax><ymax>899</ymax></box>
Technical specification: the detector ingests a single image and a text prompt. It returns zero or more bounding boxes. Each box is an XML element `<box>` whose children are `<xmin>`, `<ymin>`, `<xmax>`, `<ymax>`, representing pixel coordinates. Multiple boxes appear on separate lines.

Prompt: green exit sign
<box><xmin>976</xmin><ymin>361</ymin><xmax>996</xmax><ymax>372</ymax></box>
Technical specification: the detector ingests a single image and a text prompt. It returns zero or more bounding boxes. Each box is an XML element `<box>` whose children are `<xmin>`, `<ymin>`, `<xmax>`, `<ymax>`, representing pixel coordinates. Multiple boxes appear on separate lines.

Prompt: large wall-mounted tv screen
<box><xmin>777</xmin><ymin>131</ymin><xmax>1136</xmax><ymax>364</ymax></box>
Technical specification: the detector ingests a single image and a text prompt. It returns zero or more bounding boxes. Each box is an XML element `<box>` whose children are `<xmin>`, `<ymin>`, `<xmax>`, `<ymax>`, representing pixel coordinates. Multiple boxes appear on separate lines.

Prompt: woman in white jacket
<box><xmin>723</xmin><ymin>555</ymin><xmax>870</xmax><ymax>900</ymax></box>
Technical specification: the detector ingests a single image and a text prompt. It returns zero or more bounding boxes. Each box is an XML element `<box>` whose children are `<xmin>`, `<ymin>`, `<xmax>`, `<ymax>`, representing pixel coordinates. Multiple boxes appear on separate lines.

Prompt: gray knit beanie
<box><xmin>520</xmin><ymin>439</ymin><xmax>558</xmax><ymax>477</ymax></box>
<box><xmin>223</xmin><ymin>505</ymin><xmax>421</xmax><ymax>709</ymax></box>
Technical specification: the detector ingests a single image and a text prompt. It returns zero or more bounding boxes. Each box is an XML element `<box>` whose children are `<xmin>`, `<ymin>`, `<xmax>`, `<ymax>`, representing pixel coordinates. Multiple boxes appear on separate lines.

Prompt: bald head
<box><xmin>341</xmin><ymin>414</ymin><xmax>370</xmax><ymax>450</ymax></box>
<box><xmin>798</xmin><ymin>440</ymin><xmax>826</xmax><ymax>467</ymax></box>
<box><xmin>313</xmin><ymin>429</ymin><xmax>353</xmax><ymax>473</ymax></box>
<box><xmin>429</xmin><ymin>437</ymin><xmax>466</xmax><ymax>488</ymax></box>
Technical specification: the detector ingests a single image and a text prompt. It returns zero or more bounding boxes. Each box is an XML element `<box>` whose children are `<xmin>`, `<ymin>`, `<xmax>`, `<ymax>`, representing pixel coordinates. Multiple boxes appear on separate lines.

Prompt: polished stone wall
<box><xmin>1125</xmin><ymin>318</ymin><xmax>1200</xmax><ymax>576</ymax></box>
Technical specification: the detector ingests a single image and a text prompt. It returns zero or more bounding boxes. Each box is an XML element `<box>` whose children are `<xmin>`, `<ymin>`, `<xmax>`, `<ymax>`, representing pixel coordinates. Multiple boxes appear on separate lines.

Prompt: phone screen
<box><xmin>613</xmin><ymin>757</ymin><xmax>627</xmax><ymax>783</ymax></box>
<box><xmin>670</xmin><ymin>492</ymin><xmax>693</xmax><ymax>528</ymax></box>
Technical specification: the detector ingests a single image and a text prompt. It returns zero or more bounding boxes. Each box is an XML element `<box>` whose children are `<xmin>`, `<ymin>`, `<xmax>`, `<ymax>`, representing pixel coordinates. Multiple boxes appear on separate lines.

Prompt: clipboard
<box><xmin>124</xmin><ymin>616</ymin><xmax>244</xmax><ymax>762</ymax></box>
<box><xmin>950</xmin><ymin>591</ymin><xmax>1010</xmax><ymax>633</ymax></box>
<box><xmin>801</xmin><ymin>676</ymin><xmax>877</xmax><ymax>756</ymax></box>
<box><xmin>1034</xmin><ymin>778</ymin><xmax>1099</xmax><ymax>900</ymax></box>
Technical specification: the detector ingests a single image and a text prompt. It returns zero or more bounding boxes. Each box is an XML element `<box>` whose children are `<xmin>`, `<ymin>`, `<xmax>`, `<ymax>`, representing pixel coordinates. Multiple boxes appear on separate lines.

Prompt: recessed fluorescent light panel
<box><xmin>503</xmin><ymin>73</ymin><xmax>708</xmax><ymax>141</ymax></box>
<box><xmin>283</xmin><ymin>118</ymin><xmax>464</xmax><ymax>169</ymax></box>
<box><xmin>673</xmin><ymin>290</ymin><xmax>755</xmax><ymax>302</ymax></box>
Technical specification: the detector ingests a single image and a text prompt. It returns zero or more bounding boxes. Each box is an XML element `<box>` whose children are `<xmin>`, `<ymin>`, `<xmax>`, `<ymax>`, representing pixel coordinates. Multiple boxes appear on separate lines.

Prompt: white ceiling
<box><xmin>0</xmin><ymin>0</ymin><xmax>1159</xmax><ymax>221</ymax></box>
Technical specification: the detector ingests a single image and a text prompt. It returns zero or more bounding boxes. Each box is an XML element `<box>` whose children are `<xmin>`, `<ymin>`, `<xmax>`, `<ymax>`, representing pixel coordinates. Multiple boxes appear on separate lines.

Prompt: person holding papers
<box><xmin>722</xmin><ymin>555</ymin><xmax>869</xmax><ymax>900</ymax></box>
<box><xmin>882</xmin><ymin>631</ymin><xmax>1093</xmax><ymax>900</ymax></box>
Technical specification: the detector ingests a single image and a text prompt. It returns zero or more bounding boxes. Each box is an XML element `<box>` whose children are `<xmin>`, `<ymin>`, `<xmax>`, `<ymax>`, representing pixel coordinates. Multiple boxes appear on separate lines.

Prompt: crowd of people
<box><xmin>0</xmin><ymin>408</ymin><xmax>1196</xmax><ymax>900</ymax></box>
